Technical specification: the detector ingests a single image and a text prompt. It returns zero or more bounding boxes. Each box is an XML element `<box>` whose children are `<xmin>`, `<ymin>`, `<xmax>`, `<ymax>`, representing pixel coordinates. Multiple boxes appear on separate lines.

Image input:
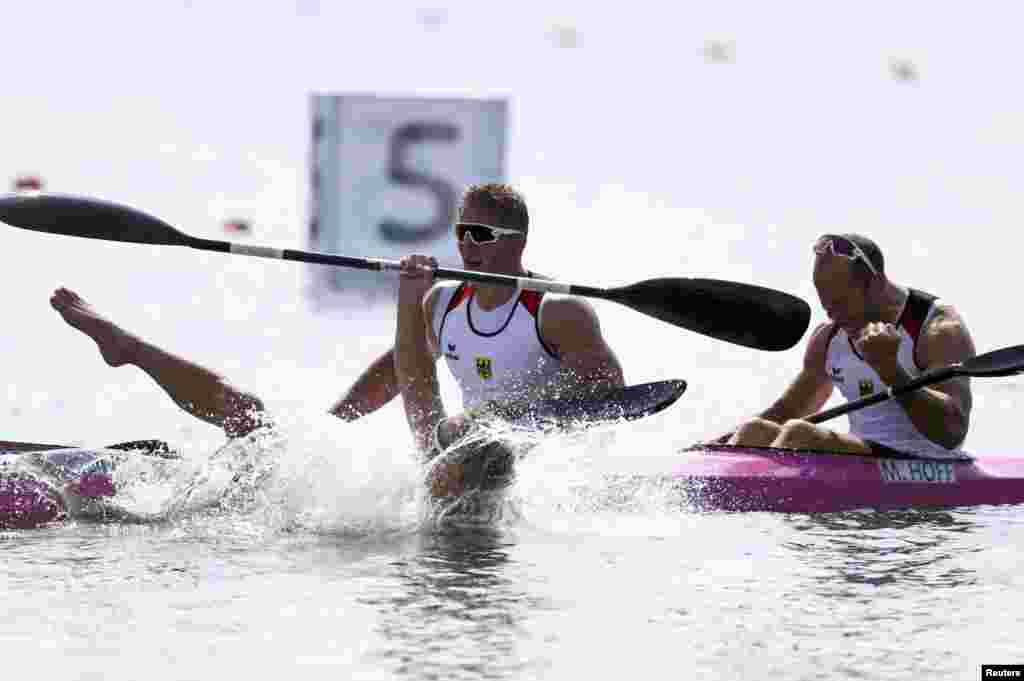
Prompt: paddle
<box><xmin>806</xmin><ymin>344</ymin><xmax>1024</xmax><ymax>424</ymax></box>
<box><xmin>0</xmin><ymin>193</ymin><xmax>811</xmax><ymax>351</ymax></box>
<box><xmin>0</xmin><ymin>440</ymin><xmax>71</xmax><ymax>452</ymax></box>
<box><xmin>0</xmin><ymin>439</ymin><xmax>177</xmax><ymax>458</ymax></box>
<box><xmin>492</xmin><ymin>379</ymin><xmax>687</xmax><ymax>427</ymax></box>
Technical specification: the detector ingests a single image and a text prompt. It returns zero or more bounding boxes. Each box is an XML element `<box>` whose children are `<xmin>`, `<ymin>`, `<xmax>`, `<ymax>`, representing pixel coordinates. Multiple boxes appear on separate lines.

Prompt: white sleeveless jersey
<box><xmin>824</xmin><ymin>288</ymin><xmax>967</xmax><ymax>460</ymax></box>
<box><xmin>432</xmin><ymin>282</ymin><xmax>563</xmax><ymax>411</ymax></box>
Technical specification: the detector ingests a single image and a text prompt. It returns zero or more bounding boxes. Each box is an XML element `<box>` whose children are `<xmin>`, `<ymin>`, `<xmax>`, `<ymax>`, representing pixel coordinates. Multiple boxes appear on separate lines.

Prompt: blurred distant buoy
<box><xmin>295</xmin><ymin>0</ymin><xmax>320</xmax><ymax>17</ymax></box>
<box><xmin>701</xmin><ymin>40</ymin><xmax>735</xmax><ymax>63</ymax></box>
<box><xmin>890</xmin><ymin>59</ymin><xmax>918</xmax><ymax>82</ymax></box>
<box><xmin>223</xmin><ymin>219</ymin><xmax>251</xmax><ymax>234</ymax></box>
<box><xmin>416</xmin><ymin>7</ymin><xmax>447</xmax><ymax>31</ymax></box>
<box><xmin>549</xmin><ymin>24</ymin><xmax>580</xmax><ymax>49</ymax></box>
<box><xmin>12</xmin><ymin>175</ymin><xmax>44</xmax><ymax>192</ymax></box>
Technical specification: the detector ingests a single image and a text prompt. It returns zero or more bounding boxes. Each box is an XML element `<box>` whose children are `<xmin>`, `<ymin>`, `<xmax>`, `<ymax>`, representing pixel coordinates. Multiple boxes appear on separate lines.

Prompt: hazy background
<box><xmin>4</xmin><ymin>5</ymin><xmax>1024</xmax><ymax>680</ymax></box>
<box><xmin>3</xmin><ymin>1</ymin><xmax>1023</xmax><ymax>451</ymax></box>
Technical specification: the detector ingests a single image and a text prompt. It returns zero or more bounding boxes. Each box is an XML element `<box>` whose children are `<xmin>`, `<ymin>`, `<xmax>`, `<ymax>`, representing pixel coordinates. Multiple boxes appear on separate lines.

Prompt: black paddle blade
<box><xmin>0</xmin><ymin>440</ymin><xmax>71</xmax><ymax>453</ymax></box>
<box><xmin>0</xmin><ymin>193</ymin><xmax>190</xmax><ymax>246</ymax></box>
<box><xmin>960</xmin><ymin>345</ymin><xmax>1024</xmax><ymax>377</ymax></box>
<box><xmin>523</xmin><ymin>379</ymin><xmax>687</xmax><ymax>426</ymax></box>
<box><xmin>104</xmin><ymin>439</ymin><xmax>181</xmax><ymax>459</ymax></box>
<box><xmin>606</xmin><ymin>278</ymin><xmax>811</xmax><ymax>351</ymax></box>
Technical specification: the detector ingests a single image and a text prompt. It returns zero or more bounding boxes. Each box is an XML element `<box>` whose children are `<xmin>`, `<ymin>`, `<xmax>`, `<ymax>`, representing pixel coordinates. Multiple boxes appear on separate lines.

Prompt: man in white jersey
<box><xmin>331</xmin><ymin>183</ymin><xmax>625</xmax><ymax>429</ymax></box>
<box><xmin>391</xmin><ymin>184</ymin><xmax>625</xmax><ymax>497</ymax></box>
<box><xmin>727</xmin><ymin>233</ymin><xmax>976</xmax><ymax>459</ymax></box>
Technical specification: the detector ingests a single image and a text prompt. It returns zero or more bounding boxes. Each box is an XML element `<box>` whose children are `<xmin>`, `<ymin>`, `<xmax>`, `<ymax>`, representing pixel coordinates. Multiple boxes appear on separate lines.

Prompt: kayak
<box><xmin>1</xmin><ymin>449</ymin><xmax>118</xmax><ymax>528</ymax></box>
<box><xmin>1</xmin><ymin>443</ymin><xmax>514</xmax><ymax>530</ymax></box>
<box><xmin>10</xmin><ymin>441</ymin><xmax>1024</xmax><ymax>526</ymax></box>
<box><xmin>675</xmin><ymin>444</ymin><xmax>1024</xmax><ymax>512</ymax></box>
<box><xmin>1</xmin><ymin>380</ymin><xmax>690</xmax><ymax>529</ymax></box>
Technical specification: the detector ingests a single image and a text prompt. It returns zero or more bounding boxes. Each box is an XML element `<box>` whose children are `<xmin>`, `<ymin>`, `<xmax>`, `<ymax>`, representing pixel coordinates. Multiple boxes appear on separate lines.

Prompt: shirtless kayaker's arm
<box><xmin>328</xmin><ymin>287</ymin><xmax>444</xmax><ymax>422</ymax></box>
<box><xmin>329</xmin><ymin>349</ymin><xmax>399</xmax><ymax>421</ymax></box>
<box><xmin>860</xmin><ymin>303</ymin><xmax>975</xmax><ymax>449</ymax></box>
<box><xmin>759</xmin><ymin>322</ymin><xmax>835</xmax><ymax>423</ymax></box>
<box><xmin>539</xmin><ymin>295</ymin><xmax>625</xmax><ymax>397</ymax></box>
<box><xmin>394</xmin><ymin>259</ymin><xmax>446</xmax><ymax>452</ymax></box>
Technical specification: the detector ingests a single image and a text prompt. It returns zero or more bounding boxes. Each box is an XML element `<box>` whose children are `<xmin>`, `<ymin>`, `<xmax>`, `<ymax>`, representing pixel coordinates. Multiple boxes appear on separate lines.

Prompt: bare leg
<box><xmin>328</xmin><ymin>349</ymin><xmax>400</xmax><ymax>421</ymax></box>
<box><xmin>50</xmin><ymin>288</ymin><xmax>266</xmax><ymax>438</ymax></box>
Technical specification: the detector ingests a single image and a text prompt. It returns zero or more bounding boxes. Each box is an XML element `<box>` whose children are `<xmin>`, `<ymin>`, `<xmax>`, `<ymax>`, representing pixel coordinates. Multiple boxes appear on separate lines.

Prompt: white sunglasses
<box><xmin>813</xmin><ymin>235</ymin><xmax>879</xmax><ymax>276</ymax></box>
<box><xmin>454</xmin><ymin>222</ymin><xmax>525</xmax><ymax>245</ymax></box>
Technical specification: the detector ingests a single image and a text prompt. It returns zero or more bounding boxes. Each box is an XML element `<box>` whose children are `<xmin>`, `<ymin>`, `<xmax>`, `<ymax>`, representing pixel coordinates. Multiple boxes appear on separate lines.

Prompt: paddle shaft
<box><xmin>173</xmin><ymin>235</ymin><xmax>810</xmax><ymax>350</ymax></box>
<box><xmin>0</xmin><ymin>193</ymin><xmax>813</xmax><ymax>350</ymax></box>
<box><xmin>807</xmin><ymin>367</ymin><xmax>956</xmax><ymax>424</ymax></box>
<box><xmin>185</xmin><ymin>235</ymin><xmax>599</xmax><ymax>296</ymax></box>
<box><xmin>807</xmin><ymin>343</ymin><xmax>1024</xmax><ymax>425</ymax></box>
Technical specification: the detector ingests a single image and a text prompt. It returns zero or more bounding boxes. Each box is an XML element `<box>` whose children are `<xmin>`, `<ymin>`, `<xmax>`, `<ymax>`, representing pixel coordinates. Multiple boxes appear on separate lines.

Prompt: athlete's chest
<box><xmin>826</xmin><ymin>330</ymin><xmax>918</xmax><ymax>397</ymax></box>
<box><xmin>440</xmin><ymin>294</ymin><xmax>558</xmax><ymax>383</ymax></box>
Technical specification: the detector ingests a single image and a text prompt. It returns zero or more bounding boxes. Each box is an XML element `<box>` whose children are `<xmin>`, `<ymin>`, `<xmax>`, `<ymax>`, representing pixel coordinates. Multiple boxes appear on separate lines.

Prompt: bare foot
<box><xmin>50</xmin><ymin>288</ymin><xmax>140</xmax><ymax>367</ymax></box>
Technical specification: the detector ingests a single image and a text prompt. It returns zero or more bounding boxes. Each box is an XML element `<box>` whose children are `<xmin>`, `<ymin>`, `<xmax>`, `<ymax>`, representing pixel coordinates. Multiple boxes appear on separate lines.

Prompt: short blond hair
<box><xmin>460</xmin><ymin>183</ymin><xmax>529</xmax><ymax>232</ymax></box>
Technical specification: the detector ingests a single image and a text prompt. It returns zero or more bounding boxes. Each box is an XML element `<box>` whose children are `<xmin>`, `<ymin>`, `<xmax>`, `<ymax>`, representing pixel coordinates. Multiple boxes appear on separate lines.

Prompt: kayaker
<box><xmin>726</xmin><ymin>233</ymin><xmax>976</xmax><ymax>459</ymax></box>
<box><xmin>385</xmin><ymin>184</ymin><xmax>624</xmax><ymax>497</ymax></box>
<box><xmin>330</xmin><ymin>183</ymin><xmax>625</xmax><ymax>425</ymax></box>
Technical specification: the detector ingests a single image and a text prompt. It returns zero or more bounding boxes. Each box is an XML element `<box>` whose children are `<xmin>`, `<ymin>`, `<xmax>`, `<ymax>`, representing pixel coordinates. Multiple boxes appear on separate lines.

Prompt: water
<box><xmin>5</xmin><ymin>504</ymin><xmax>1024</xmax><ymax>679</ymax></box>
<box><xmin>5</xmin><ymin>2</ymin><xmax>1024</xmax><ymax>678</ymax></box>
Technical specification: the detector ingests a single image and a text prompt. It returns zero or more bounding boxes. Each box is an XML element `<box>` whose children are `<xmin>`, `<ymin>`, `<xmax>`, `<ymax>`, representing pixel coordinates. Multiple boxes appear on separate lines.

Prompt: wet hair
<box><xmin>837</xmin><ymin>232</ymin><xmax>885</xmax><ymax>279</ymax></box>
<box><xmin>459</xmin><ymin>183</ymin><xmax>529</xmax><ymax>233</ymax></box>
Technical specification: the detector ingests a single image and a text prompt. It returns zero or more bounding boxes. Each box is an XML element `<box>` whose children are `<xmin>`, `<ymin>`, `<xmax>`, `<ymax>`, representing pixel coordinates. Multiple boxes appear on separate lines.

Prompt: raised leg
<box><xmin>50</xmin><ymin>287</ymin><xmax>266</xmax><ymax>438</ymax></box>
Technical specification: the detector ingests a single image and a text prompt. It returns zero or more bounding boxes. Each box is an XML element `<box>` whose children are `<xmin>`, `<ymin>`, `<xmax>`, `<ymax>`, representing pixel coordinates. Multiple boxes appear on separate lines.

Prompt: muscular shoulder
<box><xmin>919</xmin><ymin>300</ymin><xmax>976</xmax><ymax>369</ymax></box>
<box><xmin>923</xmin><ymin>300</ymin><xmax>968</xmax><ymax>336</ymax></box>
<box><xmin>423</xmin><ymin>282</ymin><xmax>461</xmax><ymax>354</ymax></box>
<box><xmin>539</xmin><ymin>294</ymin><xmax>600</xmax><ymax>332</ymax></box>
<box><xmin>803</xmin><ymin>321</ymin><xmax>836</xmax><ymax>373</ymax></box>
<box><xmin>538</xmin><ymin>294</ymin><xmax>606</xmax><ymax>353</ymax></box>
<box><xmin>423</xmin><ymin>281</ymin><xmax>460</xmax><ymax>316</ymax></box>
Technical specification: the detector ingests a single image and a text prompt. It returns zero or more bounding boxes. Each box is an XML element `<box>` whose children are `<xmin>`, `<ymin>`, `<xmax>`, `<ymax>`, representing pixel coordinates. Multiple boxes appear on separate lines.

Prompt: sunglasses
<box><xmin>813</xmin><ymin>235</ymin><xmax>878</xmax><ymax>276</ymax></box>
<box><xmin>454</xmin><ymin>222</ymin><xmax>525</xmax><ymax>245</ymax></box>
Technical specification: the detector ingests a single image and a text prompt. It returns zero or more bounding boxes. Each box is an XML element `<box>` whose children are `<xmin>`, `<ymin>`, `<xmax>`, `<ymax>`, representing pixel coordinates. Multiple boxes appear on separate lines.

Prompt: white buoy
<box><xmin>549</xmin><ymin>24</ymin><xmax>580</xmax><ymax>49</ymax></box>
<box><xmin>890</xmin><ymin>58</ymin><xmax>919</xmax><ymax>82</ymax></box>
<box><xmin>701</xmin><ymin>40</ymin><xmax>735</xmax><ymax>64</ymax></box>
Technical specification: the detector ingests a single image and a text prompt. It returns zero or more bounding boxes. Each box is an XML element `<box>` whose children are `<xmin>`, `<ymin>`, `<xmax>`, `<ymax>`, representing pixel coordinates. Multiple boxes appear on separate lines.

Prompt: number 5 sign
<box><xmin>309</xmin><ymin>94</ymin><xmax>508</xmax><ymax>297</ymax></box>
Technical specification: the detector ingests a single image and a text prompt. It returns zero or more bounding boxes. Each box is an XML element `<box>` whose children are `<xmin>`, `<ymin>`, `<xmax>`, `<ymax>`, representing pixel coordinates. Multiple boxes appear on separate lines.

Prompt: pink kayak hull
<box><xmin>674</xmin><ymin>445</ymin><xmax>1024</xmax><ymax>512</ymax></box>
<box><xmin>1</xmin><ymin>449</ymin><xmax>117</xmax><ymax>528</ymax></box>
<box><xmin>0</xmin><ymin>477</ymin><xmax>67</xmax><ymax>528</ymax></box>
